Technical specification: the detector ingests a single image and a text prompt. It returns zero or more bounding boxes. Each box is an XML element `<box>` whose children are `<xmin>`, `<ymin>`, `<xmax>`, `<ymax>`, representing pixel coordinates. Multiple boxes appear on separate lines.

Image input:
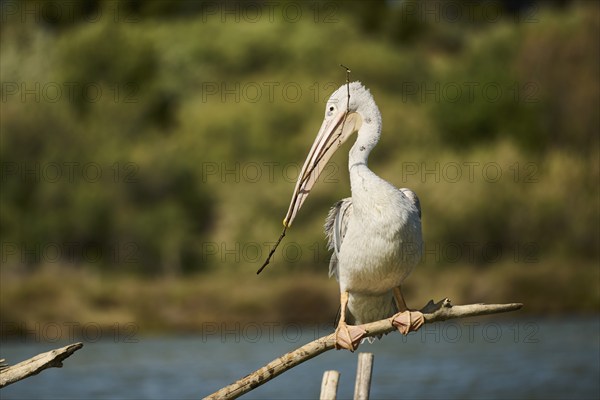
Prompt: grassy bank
<box><xmin>1</xmin><ymin>261</ymin><xmax>597</xmax><ymax>339</ymax></box>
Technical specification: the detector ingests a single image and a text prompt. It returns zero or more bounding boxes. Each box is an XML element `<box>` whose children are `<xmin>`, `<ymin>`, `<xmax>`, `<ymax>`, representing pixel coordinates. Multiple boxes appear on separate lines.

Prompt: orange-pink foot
<box><xmin>335</xmin><ymin>321</ymin><xmax>367</xmax><ymax>351</ymax></box>
<box><xmin>390</xmin><ymin>310</ymin><xmax>424</xmax><ymax>335</ymax></box>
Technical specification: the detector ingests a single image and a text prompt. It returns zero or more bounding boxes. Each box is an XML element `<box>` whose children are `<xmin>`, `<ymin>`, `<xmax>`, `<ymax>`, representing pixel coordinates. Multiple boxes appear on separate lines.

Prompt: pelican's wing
<box><xmin>324</xmin><ymin>197</ymin><xmax>353</xmax><ymax>280</ymax></box>
<box><xmin>399</xmin><ymin>188</ymin><xmax>421</xmax><ymax>219</ymax></box>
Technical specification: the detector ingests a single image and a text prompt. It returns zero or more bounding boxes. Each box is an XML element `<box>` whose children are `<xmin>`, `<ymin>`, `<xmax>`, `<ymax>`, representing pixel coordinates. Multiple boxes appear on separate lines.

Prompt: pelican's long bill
<box><xmin>283</xmin><ymin>110</ymin><xmax>362</xmax><ymax>227</ymax></box>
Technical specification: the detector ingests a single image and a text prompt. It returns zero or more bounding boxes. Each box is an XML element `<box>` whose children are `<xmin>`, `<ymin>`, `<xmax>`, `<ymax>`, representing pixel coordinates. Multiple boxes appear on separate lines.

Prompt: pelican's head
<box><xmin>283</xmin><ymin>81</ymin><xmax>381</xmax><ymax>227</ymax></box>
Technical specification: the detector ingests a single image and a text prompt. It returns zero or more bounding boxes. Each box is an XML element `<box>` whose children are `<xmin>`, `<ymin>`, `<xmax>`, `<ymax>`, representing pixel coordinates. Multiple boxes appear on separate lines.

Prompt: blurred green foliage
<box><xmin>0</xmin><ymin>0</ymin><xmax>598</xmax><ymax>284</ymax></box>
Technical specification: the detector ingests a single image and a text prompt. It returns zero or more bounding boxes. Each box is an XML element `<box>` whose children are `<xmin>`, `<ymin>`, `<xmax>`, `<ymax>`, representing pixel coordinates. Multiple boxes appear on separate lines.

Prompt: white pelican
<box><xmin>284</xmin><ymin>82</ymin><xmax>424</xmax><ymax>351</ymax></box>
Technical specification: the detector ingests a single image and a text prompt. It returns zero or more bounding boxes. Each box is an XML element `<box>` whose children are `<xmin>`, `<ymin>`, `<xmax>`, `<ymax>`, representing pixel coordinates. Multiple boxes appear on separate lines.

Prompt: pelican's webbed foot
<box><xmin>390</xmin><ymin>310</ymin><xmax>424</xmax><ymax>335</ymax></box>
<box><xmin>335</xmin><ymin>321</ymin><xmax>366</xmax><ymax>352</ymax></box>
<box><xmin>391</xmin><ymin>286</ymin><xmax>425</xmax><ymax>335</ymax></box>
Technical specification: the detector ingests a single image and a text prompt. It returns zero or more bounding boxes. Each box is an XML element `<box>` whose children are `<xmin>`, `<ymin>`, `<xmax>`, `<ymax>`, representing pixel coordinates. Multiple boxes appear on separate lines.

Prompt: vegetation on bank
<box><xmin>1</xmin><ymin>1</ymin><xmax>598</xmax><ymax>337</ymax></box>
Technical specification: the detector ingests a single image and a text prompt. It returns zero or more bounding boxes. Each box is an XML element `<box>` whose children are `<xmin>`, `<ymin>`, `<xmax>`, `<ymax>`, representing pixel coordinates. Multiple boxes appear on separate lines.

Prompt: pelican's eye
<box><xmin>327</xmin><ymin>105</ymin><xmax>336</xmax><ymax>117</ymax></box>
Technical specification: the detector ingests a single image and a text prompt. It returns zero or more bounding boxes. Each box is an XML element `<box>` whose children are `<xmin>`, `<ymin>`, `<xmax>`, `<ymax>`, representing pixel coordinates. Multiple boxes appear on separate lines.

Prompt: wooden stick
<box><xmin>320</xmin><ymin>370</ymin><xmax>340</xmax><ymax>400</ymax></box>
<box><xmin>353</xmin><ymin>353</ymin><xmax>374</xmax><ymax>400</ymax></box>
<box><xmin>0</xmin><ymin>342</ymin><xmax>83</xmax><ymax>388</ymax></box>
<box><xmin>203</xmin><ymin>299</ymin><xmax>522</xmax><ymax>399</ymax></box>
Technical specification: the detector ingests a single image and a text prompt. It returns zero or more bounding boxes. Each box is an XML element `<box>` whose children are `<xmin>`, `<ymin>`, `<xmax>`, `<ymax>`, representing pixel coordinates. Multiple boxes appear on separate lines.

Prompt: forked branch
<box><xmin>203</xmin><ymin>299</ymin><xmax>522</xmax><ymax>400</ymax></box>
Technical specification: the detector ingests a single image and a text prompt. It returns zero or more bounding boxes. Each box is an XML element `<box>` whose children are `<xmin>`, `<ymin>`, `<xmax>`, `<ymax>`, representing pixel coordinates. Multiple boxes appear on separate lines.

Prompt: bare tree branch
<box><xmin>0</xmin><ymin>342</ymin><xmax>83</xmax><ymax>388</ymax></box>
<box><xmin>203</xmin><ymin>299</ymin><xmax>523</xmax><ymax>400</ymax></box>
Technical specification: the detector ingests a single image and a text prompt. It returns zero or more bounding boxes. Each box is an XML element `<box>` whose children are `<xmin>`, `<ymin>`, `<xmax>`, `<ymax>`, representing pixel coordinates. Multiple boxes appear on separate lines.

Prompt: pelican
<box><xmin>284</xmin><ymin>82</ymin><xmax>424</xmax><ymax>351</ymax></box>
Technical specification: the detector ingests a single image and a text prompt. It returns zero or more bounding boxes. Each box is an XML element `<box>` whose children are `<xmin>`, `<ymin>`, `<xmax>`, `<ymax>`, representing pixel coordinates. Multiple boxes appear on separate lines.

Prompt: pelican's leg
<box><xmin>390</xmin><ymin>286</ymin><xmax>424</xmax><ymax>335</ymax></box>
<box><xmin>335</xmin><ymin>291</ymin><xmax>366</xmax><ymax>352</ymax></box>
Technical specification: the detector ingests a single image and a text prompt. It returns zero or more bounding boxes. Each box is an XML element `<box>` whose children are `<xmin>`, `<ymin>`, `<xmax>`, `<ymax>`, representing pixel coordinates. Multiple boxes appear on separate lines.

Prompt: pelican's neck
<box><xmin>348</xmin><ymin>113</ymin><xmax>385</xmax><ymax>215</ymax></box>
<box><xmin>348</xmin><ymin>111</ymin><xmax>381</xmax><ymax>170</ymax></box>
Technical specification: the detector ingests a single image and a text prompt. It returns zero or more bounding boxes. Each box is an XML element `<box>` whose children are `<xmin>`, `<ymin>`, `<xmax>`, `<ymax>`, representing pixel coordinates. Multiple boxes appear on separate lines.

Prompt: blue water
<box><xmin>1</xmin><ymin>318</ymin><xmax>598</xmax><ymax>399</ymax></box>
